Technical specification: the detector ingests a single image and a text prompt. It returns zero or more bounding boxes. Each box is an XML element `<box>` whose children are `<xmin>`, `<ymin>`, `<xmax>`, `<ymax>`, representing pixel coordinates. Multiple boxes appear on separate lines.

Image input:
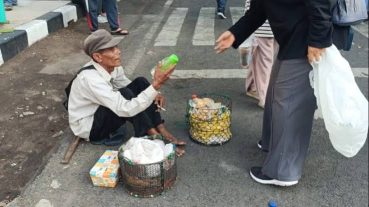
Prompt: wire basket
<box><xmin>186</xmin><ymin>93</ymin><xmax>232</xmax><ymax>145</ymax></box>
<box><xmin>118</xmin><ymin>135</ymin><xmax>177</xmax><ymax>198</ymax></box>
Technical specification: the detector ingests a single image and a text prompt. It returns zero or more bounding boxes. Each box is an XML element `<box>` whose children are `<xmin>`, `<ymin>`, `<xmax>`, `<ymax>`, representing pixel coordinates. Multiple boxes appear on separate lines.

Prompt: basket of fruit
<box><xmin>118</xmin><ymin>135</ymin><xmax>177</xmax><ymax>198</ymax></box>
<box><xmin>186</xmin><ymin>93</ymin><xmax>232</xmax><ymax>145</ymax></box>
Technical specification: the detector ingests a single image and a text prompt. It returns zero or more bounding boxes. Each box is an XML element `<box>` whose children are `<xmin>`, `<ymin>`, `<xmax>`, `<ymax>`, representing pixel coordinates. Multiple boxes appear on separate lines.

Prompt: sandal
<box><xmin>111</xmin><ymin>28</ymin><xmax>129</xmax><ymax>36</ymax></box>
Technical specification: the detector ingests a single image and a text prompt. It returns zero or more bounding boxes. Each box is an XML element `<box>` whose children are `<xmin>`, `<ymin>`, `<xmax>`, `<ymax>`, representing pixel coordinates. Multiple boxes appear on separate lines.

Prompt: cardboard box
<box><xmin>89</xmin><ymin>150</ymin><xmax>119</xmax><ymax>187</ymax></box>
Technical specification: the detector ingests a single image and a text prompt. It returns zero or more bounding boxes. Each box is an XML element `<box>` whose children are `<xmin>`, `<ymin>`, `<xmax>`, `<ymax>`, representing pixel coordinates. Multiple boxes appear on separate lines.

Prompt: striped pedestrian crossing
<box><xmin>154</xmin><ymin>6</ymin><xmax>369</xmax><ymax>47</ymax></box>
<box><xmin>154</xmin><ymin>8</ymin><xmax>188</xmax><ymax>46</ymax></box>
<box><xmin>150</xmin><ymin>6</ymin><xmax>368</xmax><ymax>80</ymax></box>
<box><xmin>154</xmin><ymin>7</ymin><xmax>246</xmax><ymax>47</ymax></box>
<box><xmin>230</xmin><ymin>7</ymin><xmax>244</xmax><ymax>25</ymax></box>
<box><xmin>193</xmin><ymin>7</ymin><xmax>216</xmax><ymax>46</ymax></box>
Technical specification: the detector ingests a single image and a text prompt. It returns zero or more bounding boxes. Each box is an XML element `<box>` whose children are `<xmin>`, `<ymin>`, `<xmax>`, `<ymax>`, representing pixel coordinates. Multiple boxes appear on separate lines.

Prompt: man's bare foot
<box><xmin>157</xmin><ymin>124</ymin><xmax>187</xmax><ymax>146</ymax></box>
<box><xmin>147</xmin><ymin>128</ymin><xmax>160</xmax><ymax>136</ymax></box>
<box><xmin>176</xmin><ymin>146</ymin><xmax>185</xmax><ymax>157</ymax></box>
<box><xmin>166</xmin><ymin>136</ymin><xmax>186</xmax><ymax>146</ymax></box>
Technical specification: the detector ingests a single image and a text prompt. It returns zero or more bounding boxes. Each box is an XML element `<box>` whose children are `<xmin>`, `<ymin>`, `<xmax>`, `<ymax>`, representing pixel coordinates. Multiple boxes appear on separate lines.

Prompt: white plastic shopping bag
<box><xmin>310</xmin><ymin>45</ymin><xmax>368</xmax><ymax>157</ymax></box>
<box><xmin>122</xmin><ymin>137</ymin><xmax>164</xmax><ymax>164</ymax></box>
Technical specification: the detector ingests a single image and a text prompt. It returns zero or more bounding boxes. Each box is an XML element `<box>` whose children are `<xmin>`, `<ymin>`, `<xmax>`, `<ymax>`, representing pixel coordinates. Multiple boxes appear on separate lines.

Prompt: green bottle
<box><xmin>160</xmin><ymin>54</ymin><xmax>179</xmax><ymax>72</ymax></box>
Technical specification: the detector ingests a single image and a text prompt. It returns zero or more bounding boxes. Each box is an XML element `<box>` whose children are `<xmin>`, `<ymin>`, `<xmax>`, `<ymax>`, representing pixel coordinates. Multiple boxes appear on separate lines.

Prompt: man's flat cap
<box><xmin>83</xmin><ymin>29</ymin><xmax>123</xmax><ymax>56</ymax></box>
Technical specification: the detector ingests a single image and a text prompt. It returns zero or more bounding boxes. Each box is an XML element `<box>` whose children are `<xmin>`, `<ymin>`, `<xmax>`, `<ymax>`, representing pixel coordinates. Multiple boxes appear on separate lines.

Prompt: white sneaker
<box><xmin>98</xmin><ymin>15</ymin><xmax>108</xmax><ymax>23</ymax></box>
<box><xmin>217</xmin><ymin>12</ymin><xmax>227</xmax><ymax>19</ymax></box>
<box><xmin>250</xmin><ymin>167</ymin><xmax>298</xmax><ymax>187</ymax></box>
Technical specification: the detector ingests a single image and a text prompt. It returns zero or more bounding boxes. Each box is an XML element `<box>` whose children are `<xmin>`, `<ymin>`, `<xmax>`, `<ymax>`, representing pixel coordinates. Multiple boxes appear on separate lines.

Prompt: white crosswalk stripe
<box><xmin>154</xmin><ymin>7</ymin><xmax>245</xmax><ymax>47</ymax></box>
<box><xmin>154</xmin><ymin>8</ymin><xmax>188</xmax><ymax>46</ymax></box>
<box><xmin>352</xmin><ymin>22</ymin><xmax>368</xmax><ymax>38</ymax></box>
<box><xmin>193</xmin><ymin>7</ymin><xmax>216</xmax><ymax>46</ymax></box>
<box><xmin>171</xmin><ymin>68</ymin><xmax>368</xmax><ymax>79</ymax></box>
<box><xmin>172</xmin><ymin>69</ymin><xmax>247</xmax><ymax>79</ymax></box>
<box><xmin>352</xmin><ymin>67</ymin><xmax>369</xmax><ymax>78</ymax></box>
<box><xmin>230</xmin><ymin>7</ymin><xmax>244</xmax><ymax>25</ymax></box>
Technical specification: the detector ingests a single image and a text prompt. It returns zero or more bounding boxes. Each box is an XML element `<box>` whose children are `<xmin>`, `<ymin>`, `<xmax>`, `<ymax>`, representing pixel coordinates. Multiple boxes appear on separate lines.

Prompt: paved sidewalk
<box><xmin>4</xmin><ymin>0</ymin><xmax>70</xmax><ymax>28</ymax></box>
<box><xmin>0</xmin><ymin>0</ymin><xmax>84</xmax><ymax>66</ymax></box>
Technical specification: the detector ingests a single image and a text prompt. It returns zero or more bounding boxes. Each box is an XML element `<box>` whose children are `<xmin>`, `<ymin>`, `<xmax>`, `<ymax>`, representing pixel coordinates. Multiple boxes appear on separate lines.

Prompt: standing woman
<box><xmin>215</xmin><ymin>0</ymin><xmax>335</xmax><ymax>186</ymax></box>
<box><xmin>243</xmin><ymin>0</ymin><xmax>277</xmax><ymax>108</ymax></box>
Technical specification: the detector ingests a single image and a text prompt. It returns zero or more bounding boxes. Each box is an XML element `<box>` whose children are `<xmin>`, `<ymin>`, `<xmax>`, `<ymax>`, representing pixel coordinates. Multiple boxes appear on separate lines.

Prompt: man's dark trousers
<box><xmin>89</xmin><ymin>77</ymin><xmax>162</xmax><ymax>142</ymax></box>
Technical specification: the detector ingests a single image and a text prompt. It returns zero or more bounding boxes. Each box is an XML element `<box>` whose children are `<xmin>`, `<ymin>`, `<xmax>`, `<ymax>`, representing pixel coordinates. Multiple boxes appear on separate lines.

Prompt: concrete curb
<box><xmin>0</xmin><ymin>3</ymin><xmax>84</xmax><ymax>66</ymax></box>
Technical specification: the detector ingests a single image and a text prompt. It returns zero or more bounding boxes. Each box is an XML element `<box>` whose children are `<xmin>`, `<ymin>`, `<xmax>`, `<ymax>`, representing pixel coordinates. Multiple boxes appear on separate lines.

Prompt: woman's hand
<box><xmin>214</xmin><ymin>31</ymin><xmax>235</xmax><ymax>54</ymax></box>
<box><xmin>307</xmin><ymin>46</ymin><xmax>325</xmax><ymax>64</ymax></box>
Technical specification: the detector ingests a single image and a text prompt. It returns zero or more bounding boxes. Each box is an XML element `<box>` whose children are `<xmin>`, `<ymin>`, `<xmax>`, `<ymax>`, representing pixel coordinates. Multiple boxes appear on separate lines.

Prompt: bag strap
<box><xmin>63</xmin><ymin>65</ymin><xmax>96</xmax><ymax>110</ymax></box>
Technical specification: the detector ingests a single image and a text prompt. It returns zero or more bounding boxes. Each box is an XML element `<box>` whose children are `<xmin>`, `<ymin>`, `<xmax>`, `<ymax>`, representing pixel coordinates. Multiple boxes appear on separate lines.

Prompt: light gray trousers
<box><xmin>260</xmin><ymin>58</ymin><xmax>317</xmax><ymax>181</ymax></box>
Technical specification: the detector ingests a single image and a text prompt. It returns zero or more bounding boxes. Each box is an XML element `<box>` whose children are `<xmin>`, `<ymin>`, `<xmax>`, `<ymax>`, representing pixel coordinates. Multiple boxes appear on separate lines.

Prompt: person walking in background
<box><xmin>242</xmin><ymin>0</ymin><xmax>277</xmax><ymax>109</ymax></box>
<box><xmin>216</xmin><ymin>0</ymin><xmax>227</xmax><ymax>19</ymax></box>
<box><xmin>215</xmin><ymin>0</ymin><xmax>335</xmax><ymax>186</ymax></box>
<box><xmin>4</xmin><ymin>0</ymin><xmax>17</xmax><ymax>11</ymax></box>
<box><xmin>85</xmin><ymin>0</ymin><xmax>129</xmax><ymax>35</ymax></box>
<box><xmin>97</xmin><ymin>0</ymin><xmax>108</xmax><ymax>24</ymax></box>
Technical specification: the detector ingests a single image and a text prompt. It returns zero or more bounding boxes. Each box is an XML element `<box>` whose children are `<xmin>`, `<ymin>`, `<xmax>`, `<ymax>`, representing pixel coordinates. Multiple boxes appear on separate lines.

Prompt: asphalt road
<box><xmin>1</xmin><ymin>0</ymin><xmax>368</xmax><ymax>206</ymax></box>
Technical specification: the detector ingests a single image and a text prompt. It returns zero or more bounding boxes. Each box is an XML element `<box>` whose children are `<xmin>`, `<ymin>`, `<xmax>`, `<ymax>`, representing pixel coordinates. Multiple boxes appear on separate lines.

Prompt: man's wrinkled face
<box><xmin>93</xmin><ymin>46</ymin><xmax>121</xmax><ymax>69</ymax></box>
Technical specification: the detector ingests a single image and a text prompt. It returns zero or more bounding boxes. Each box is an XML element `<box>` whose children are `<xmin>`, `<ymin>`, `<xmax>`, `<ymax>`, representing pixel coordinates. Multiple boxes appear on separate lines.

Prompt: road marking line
<box><xmin>193</xmin><ymin>7</ymin><xmax>215</xmax><ymax>46</ymax></box>
<box><xmin>171</xmin><ymin>68</ymin><xmax>368</xmax><ymax>79</ymax></box>
<box><xmin>154</xmin><ymin>8</ymin><xmax>188</xmax><ymax>46</ymax></box>
<box><xmin>230</xmin><ymin>7</ymin><xmax>244</xmax><ymax>25</ymax></box>
<box><xmin>352</xmin><ymin>22</ymin><xmax>368</xmax><ymax>38</ymax></box>
<box><xmin>352</xmin><ymin>67</ymin><xmax>369</xmax><ymax>78</ymax></box>
<box><xmin>125</xmin><ymin>0</ymin><xmax>175</xmax><ymax>75</ymax></box>
<box><xmin>172</xmin><ymin>69</ymin><xmax>247</xmax><ymax>79</ymax></box>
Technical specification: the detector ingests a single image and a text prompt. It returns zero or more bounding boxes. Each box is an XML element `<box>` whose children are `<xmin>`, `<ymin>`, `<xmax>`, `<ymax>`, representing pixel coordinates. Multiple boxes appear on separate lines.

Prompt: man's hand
<box><xmin>152</xmin><ymin>62</ymin><xmax>175</xmax><ymax>90</ymax></box>
<box><xmin>307</xmin><ymin>46</ymin><xmax>325</xmax><ymax>64</ymax></box>
<box><xmin>154</xmin><ymin>94</ymin><xmax>165</xmax><ymax>110</ymax></box>
<box><xmin>214</xmin><ymin>31</ymin><xmax>235</xmax><ymax>54</ymax></box>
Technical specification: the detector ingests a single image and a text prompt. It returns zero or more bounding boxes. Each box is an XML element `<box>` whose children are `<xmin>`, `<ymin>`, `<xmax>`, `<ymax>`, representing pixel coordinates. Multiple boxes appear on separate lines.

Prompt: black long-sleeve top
<box><xmin>229</xmin><ymin>0</ymin><xmax>336</xmax><ymax>60</ymax></box>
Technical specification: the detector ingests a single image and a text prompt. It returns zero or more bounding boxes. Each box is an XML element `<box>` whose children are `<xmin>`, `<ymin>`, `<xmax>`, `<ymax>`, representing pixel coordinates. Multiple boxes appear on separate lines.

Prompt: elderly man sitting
<box><xmin>67</xmin><ymin>29</ymin><xmax>186</xmax><ymax>156</ymax></box>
